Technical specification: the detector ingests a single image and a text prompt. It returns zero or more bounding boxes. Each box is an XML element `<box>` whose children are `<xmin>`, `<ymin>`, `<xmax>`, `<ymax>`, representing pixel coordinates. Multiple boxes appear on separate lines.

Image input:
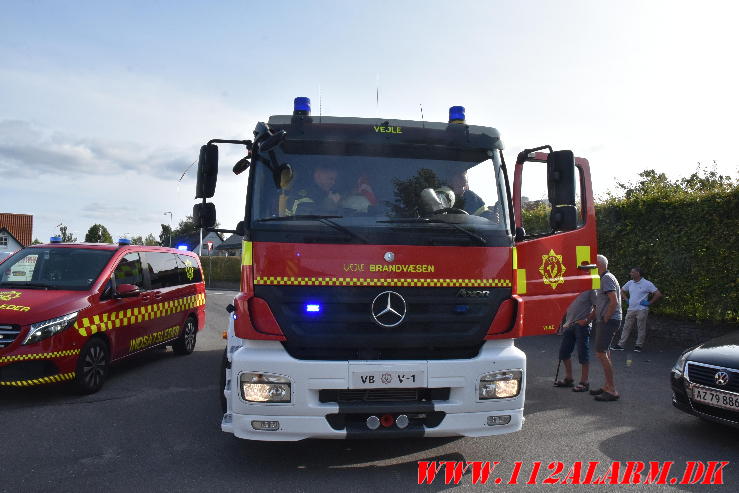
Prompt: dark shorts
<box><xmin>594</xmin><ymin>319</ymin><xmax>621</xmax><ymax>353</ymax></box>
<box><xmin>558</xmin><ymin>323</ymin><xmax>591</xmax><ymax>364</ymax></box>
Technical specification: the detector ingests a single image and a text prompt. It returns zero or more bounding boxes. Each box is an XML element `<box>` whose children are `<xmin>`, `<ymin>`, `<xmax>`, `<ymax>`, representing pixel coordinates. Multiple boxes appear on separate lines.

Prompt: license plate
<box><xmin>692</xmin><ymin>386</ymin><xmax>739</xmax><ymax>411</ymax></box>
<box><xmin>351</xmin><ymin>370</ymin><xmax>425</xmax><ymax>388</ymax></box>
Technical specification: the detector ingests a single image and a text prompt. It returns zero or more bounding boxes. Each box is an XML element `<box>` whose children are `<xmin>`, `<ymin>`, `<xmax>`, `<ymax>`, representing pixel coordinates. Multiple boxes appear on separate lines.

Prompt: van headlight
<box><xmin>240</xmin><ymin>372</ymin><xmax>291</xmax><ymax>402</ymax></box>
<box><xmin>479</xmin><ymin>370</ymin><xmax>522</xmax><ymax>399</ymax></box>
<box><xmin>23</xmin><ymin>312</ymin><xmax>78</xmax><ymax>345</ymax></box>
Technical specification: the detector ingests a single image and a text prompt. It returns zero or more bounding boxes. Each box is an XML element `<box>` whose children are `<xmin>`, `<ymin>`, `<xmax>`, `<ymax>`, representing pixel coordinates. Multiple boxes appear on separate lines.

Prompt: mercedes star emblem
<box><xmin>714</xmin><ymin>370</ymin><xmax>730</xmax><ymax>386</ymax></box>
<box><xmin>371</xmin><ymin>291</ymin><xmax>407</xmax><ymax>328</ymax></box>
<box><xmin>384</xmin><ymin>251</ymin><xmax>395</xmax><ymax>263</ymax></box>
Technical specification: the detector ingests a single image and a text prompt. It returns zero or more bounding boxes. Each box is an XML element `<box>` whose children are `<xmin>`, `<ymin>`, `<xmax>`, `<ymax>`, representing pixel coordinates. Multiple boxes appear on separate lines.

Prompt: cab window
<box><xmin>114</xmin><ymin>253</ymin><xmax>144</xmax><ymax>289</ymax></box>
<box><xmin>147</xmin><ymin>252</ymin><xmax>180</xmax><ymax>289</ymax></box>
<box><xmin>177</xmin><ymin>254</ymin><xmax>202</xmax><ymax>283</ymax></box>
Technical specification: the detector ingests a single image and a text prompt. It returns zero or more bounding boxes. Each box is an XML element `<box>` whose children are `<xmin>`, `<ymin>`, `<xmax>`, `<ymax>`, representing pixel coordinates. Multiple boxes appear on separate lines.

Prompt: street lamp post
<box><xmin>163</xmin><ymin>211</ymin><xmax>173</xmax><ymax>247</ymax></box>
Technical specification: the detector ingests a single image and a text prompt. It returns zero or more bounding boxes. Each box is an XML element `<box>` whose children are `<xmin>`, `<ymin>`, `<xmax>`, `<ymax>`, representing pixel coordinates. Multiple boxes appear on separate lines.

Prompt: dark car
<box><xmin>671</xmin><ymin>331</ymin><xmax>739</xmax><ymax>428</ymax></box>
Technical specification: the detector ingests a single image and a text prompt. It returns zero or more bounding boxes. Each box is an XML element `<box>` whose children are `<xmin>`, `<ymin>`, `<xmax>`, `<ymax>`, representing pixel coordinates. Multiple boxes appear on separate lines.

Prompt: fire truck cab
<box><xmin>196</xmin><ymin>98</ymin><xmax>598</xmax><ymax>440</ymax></box>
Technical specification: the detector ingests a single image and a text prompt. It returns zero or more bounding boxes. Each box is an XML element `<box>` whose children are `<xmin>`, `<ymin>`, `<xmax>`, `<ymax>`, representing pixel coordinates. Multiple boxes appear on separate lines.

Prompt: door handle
<box><xmin>578</xmin><ymin>264</ymin><xmax>597</xmax><ymax>270</ymax></box>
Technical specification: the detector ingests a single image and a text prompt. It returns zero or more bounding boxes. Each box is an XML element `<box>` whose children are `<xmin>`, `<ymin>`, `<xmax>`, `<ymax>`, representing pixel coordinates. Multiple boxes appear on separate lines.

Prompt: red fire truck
<box><xmin>195</xmin><ymin>98</ymin><xmax>599</xmax><ymax>440</ymax></box>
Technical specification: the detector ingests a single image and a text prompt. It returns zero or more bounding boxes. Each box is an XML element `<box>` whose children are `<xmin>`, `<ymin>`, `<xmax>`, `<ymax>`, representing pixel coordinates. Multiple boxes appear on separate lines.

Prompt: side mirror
<box><xmin>232</xmin><ymin>156</ymin><xmax>251</xmax><ymax>175</ymax></box>
<box><xmin>196</xmin><ymin>144</ymin><xmax>219</xmax><ymax>199</ymax></box>
<box><xmin>514</xmin><ymin>226</ymin><xmax>526</xmax><ymax>242</ymax></box>
<box><xmin>235</xmin><ymin>221</ymin><xmax>245</xmax><ymax>236</ymax></box>
<box><xmin>193</xmin><ymin>202</ymin><xmax>217</xmax><ymax>229</ymax></box>
<box><xmin>115</xmin><ymin>284</ymin><xmax>141</xmax><ymax>298</ymax></box>
<box><xmin>549</xmin><ymin>205</ymin><xmax>578</xmax><ymax>232</ymax></box>
<box><xmin>547</xmin><ymin>150</ymin><xmax>576</xmax><ymax>207</ymax></box>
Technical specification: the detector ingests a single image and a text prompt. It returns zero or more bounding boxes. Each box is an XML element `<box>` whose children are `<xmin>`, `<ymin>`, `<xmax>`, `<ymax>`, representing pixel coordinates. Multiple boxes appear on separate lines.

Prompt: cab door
<box><xmin>509</xmin><ymin>149</ymin><xmax>599</xmax><ymax>337</ymax></box>
<box><xmin>105</xmin><ymin>252</ymin><xmax>150</xmax><ymax>359</ymax></box>
<box><xmin>142</xmin><ymin>251</ymin><xmax>182</xmax><ymax>340</ymax></box>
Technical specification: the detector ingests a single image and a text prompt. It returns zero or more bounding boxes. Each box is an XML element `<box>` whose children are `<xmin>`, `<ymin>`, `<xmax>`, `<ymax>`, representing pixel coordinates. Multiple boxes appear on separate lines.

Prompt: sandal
<box><xmin>572</xmin><ymin>382</ymin><xmax>590</xmax><ymax>392</ymax></box>
<box><xmin>589</xmin><ymin>387</ymin><xmax>605</xmax><ymax>395</ymax></box>
<box><xmin>554</xmin><ymin>378</ymin><xmax>574</xmax><ymax>387</ymax></box>
<box><xmin>594</xmin><ymin>391</ymin><xmax>620</xmax><ymax>401</ymax></box>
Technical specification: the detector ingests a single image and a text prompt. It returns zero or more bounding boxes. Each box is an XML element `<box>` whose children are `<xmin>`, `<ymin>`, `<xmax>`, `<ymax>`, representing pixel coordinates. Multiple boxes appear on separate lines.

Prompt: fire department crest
<box><xmin>0</xmin><ymin>290</ymin><xmax>22</xmax><ymax>301</ymax></box>
<box><xmin>539</xmin><ymin>249</ymin><xmax>566</xmax><ymax>290</ymax></box>
<box><xmin>183</xmin><ymin>259</ymin><xmax>194</xmax><ymax>281</ymax></box>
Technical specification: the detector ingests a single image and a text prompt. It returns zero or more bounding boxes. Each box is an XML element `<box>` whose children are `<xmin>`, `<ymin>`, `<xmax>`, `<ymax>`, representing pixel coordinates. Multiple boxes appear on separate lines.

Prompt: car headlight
<box><xmin>479</xmin><ymin>369</ymin><xmax>523</xmax><ymax>399</ymax></box>
<box><xmin>240</xmin><ymin>372</ymin><xmax>291</xmax><ymax>402</ymax></box>
<box><xmin>23</xmin><ymin>312</ymin><xmax>78</xmax><ymax>345</ymax></box>
<box><xmin>672</xmin><ymin>350</ymin><xmax>692</xmax><ymax>376</ymax></box>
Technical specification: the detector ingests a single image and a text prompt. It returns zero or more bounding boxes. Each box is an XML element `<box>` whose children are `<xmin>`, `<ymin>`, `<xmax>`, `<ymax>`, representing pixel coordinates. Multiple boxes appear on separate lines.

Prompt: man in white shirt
<box><xmin>611</xmin><ymin>267</ymin><xmax>662</xmax><ymax>352</ymax></box>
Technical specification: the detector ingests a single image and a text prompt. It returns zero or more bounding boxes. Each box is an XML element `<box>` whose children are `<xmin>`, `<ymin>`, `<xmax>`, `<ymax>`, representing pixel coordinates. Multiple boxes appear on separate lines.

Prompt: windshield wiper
<box><xmin>0</xmin><ymin>281</ymin><xmax>58</xmax><ymax>290</ymax></box>
<box><xmin>256</xmin><ymin>215</ymin><xmax>368</xmax><ymax>244</ymax></box>
<box><xmin>378</xmin><ymin>218</ymin><xmax>487</xmax><ymax>246</ymax></box>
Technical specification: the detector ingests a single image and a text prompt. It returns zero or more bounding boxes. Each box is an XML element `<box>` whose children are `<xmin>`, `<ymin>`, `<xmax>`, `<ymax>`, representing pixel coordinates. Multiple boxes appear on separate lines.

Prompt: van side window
<box><xmin>147</xmin><ymin>252</ymin><xmax>180</xmax><ymax>289</ymax></box>
<box><xmin>114</xmin><ymin>253</ymin><xmax>144</xmax><ymax>288</ymax></box>
<box><xmin>177</xmin><ymin>254</ymin><xmax>202</xmax><ymax>283</ymax></box>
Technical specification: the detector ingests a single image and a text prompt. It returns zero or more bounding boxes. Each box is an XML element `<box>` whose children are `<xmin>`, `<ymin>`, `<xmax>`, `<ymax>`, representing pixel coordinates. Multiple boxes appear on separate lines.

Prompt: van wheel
<box><xmin>173</xmin><ymin>317</ymin><xmax>197</xmax><ymax>355</ymax></box>
<box><xmin>74</xmin><ymin>338</ymin><xmax>109</xmax><ymax>394</ymax></box>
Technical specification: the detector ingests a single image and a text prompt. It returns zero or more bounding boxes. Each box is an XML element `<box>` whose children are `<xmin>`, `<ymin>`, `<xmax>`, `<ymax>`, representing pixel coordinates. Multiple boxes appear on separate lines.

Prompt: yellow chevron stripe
<box><xmin>74</xmin><ymin>293</ymin><xmax>205</xmax><ymax>337</ymax></box>
<box><xmin>0</xmin><ymin>349</ymin><xmax>80</xmax><ymax>364</ymax></box>
<box><xmin>0</xmin><ymin>372</ymin><xmax>76</xmax><ymax>387</ymax></box>
<box><xmin>254</xmin><ymin>276</ymin><xmax>511</xmax><ymax>288</ymax></box>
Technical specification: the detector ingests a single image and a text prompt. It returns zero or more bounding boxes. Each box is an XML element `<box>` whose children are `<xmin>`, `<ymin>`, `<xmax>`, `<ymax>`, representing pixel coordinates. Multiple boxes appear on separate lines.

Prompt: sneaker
<box><xmin>610</xmin><ymin>344</ymin><xmax>624</xmax><ymax>351</ymax></box>
<box><xmin>634</xmin><ymin>346</ymin><xmax>642</xmax><ymax>352</ymax></box>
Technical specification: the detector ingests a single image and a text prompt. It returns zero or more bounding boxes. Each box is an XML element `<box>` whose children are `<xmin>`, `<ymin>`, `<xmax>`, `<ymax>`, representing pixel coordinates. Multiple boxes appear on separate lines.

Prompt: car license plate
<box><xmin>692</xmin><ymin>386</ymin><xmax>739</xmax><ymax>411</ymax></box>
<box><xmin>351</xmin><ymin>370</ymin><xmax>425</xmax><ymax>388</ymax></box>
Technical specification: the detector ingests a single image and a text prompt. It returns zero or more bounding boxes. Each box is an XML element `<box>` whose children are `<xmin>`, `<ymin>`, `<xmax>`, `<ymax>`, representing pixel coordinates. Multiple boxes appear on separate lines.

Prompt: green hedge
<box><xmin>596</xmin><ymin>188</ymin><xmax>738</xmax><ymax>323</ymax></box>
<box><xmin>200</xmin><ymin>256</ymin><xmax>241</xmax><ymax>284</ymax></box>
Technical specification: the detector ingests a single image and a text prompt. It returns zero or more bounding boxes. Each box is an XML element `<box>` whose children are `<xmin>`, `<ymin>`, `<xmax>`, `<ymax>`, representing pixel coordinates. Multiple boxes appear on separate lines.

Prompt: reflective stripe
<box><xmin>242</xmin><ymin>241</ymin><xmax>253</xmax><ymax>266</ymax></box>
<box><xmin>255</xmin><ymin>276</ymin><xmax>511</xmax><ymax>287</ymax></box>
<box><xmin>513</xmin><ymin>246</ymin><xmax>527</xmax><ymax>294</ymax></box>
<box><xmin>0</xmin><ymin>349</ymin><xmax>80</xmax><ymax>364</ymax></box>
<box><xmin>576</xmin><ymin>245</ymin><xmax>600</xmax><ymax>289</ymax></box>
<box><xmin>0</xmin><ymin>372</ymin><xmax>76</xmax><ymax>387</ymax></box>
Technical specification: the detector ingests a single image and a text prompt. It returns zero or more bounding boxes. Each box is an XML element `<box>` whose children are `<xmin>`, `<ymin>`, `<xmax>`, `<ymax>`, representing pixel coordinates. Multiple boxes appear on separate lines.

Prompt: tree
<box><xmin>144</xmin><ymin>233</ymin><xmax>158</xmax><ymax>246</ymax></box>
<box><xmin>159</xmin><ymin>224</ymin><xmax>172</xmax><ymax>247</ymax></box>
<box><xmin>58</xmin><ymin>224</ymin><xmax>77</xmax><ymax>242</ymax></box>
<box><xmin>130</xmin><ymin>235</ymin><xmax>144</xmax><ymax>245</ymax></box>
<box><xmin>84</xmin><ymin>224</ymin><xmax>113</xmax><ymax>243</ymax></box>
<box><xmin>31</xmin><ymin>238</ymin><xmax>42</xmax><ymax>245</ymax></box>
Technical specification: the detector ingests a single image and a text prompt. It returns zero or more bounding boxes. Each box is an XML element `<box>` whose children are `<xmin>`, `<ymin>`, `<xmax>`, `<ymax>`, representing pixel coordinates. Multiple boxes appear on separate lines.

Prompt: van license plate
<box><xmin>692</xmin><ymin>386</ymin><xmax>739</xmax><ymax>411</ymax></box>
<box><xmin>351</xmin><ymin>371</ymin><xmax>424</xmax><ymax>388</ymax></box>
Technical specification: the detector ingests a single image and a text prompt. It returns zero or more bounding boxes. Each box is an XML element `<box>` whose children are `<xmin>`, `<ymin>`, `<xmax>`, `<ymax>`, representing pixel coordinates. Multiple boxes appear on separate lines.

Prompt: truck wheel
<box><xmin>173</xmin><ymin>317</ymin><xmax>197</xmax><ymax>355</ymax></box>
<box><xmin>74</xmin><ymin>338</ymin><xmax>109</xmax><ymax>394</ymax></box>
<box><xmin>220</xmin><ymin>348</ymin><xmax>228</xmax><ymax>414</ymax></box>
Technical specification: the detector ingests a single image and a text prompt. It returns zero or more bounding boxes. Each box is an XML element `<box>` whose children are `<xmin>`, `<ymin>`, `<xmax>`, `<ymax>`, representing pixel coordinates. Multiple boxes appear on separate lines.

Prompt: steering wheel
<box><xmin>433</xmin><ymin>207</ymin><xmax>469</xmax><ymax>215</ymax></box>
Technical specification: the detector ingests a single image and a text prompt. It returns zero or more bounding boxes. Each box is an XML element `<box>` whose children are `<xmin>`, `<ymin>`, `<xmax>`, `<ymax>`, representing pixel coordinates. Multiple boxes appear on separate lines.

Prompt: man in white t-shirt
<box><xmin>611</xmin><ymin>267</ymin><xmax>662</xmax><ymax>352</ymax></box>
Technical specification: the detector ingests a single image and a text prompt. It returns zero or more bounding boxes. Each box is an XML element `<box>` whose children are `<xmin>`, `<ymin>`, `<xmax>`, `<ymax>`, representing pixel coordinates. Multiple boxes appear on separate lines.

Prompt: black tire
<box><xmin>74</xmin><ymin>338</ymin><xmax>109</xmax><ymax>394</ymax></box>
<box><xmin>173</xmin><ymin>317</ymin><xmax>197</xmax><ymax>355</ymax></box>
<box><xmin>220</xmin><ymin>348</ymin><xmax>228</xmax><ymax>414</ymax></box>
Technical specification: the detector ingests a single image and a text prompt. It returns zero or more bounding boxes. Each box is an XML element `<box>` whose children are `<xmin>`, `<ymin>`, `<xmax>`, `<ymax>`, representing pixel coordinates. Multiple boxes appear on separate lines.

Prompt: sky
<box><xmin>1</xmin><ymin>0</ymin><xmax>737</xmax><ymax>242</ymax></box>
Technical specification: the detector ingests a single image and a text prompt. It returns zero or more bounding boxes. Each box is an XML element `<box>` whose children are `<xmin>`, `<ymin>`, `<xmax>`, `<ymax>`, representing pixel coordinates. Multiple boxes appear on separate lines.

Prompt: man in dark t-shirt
<box><xmin>591</xmin><ymin>254</ymin><xmax>622</xmax><ymax>401</ymax></box>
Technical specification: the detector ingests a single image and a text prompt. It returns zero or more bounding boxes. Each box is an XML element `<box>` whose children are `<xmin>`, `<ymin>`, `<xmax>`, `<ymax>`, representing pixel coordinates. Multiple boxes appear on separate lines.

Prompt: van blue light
<box><xmin>50</xmin><ymin>236</ymin><xmax>62</xmax><ymax>243</ymax></box>
<box><xmin>294</xmin><ymin>97</ymin><xmax>311</xmax><ymax>116</ymax></box>
<box><xmin>177</xmin><ymin>244</ymin><xmax>189</xmax><ymax>251</ymax></box>
<box><xmin>305</xmin><ymin>304</ymin><xmax>321</xmax><ymax>313</ymax></box>
<box><xmin>118</xmin><ymin>238</ymin><xmax>131</xmax><ymax>246</ymax></box>
<box><xmin>449</xmin><ymin>106</ymin><xmax>466</xmax><ymax>123</ymax></box>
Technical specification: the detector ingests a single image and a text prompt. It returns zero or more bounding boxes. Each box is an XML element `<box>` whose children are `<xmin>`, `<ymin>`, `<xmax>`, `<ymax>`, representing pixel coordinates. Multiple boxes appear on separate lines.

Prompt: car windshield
<box><xmin>0</xmin><ymin>247</ymin><xmax>115</xmax><ymax>291</ymax></box>
<box><xmin>249</xmin><ymin>147</ymin><xmax>511</xmax><ymax>246</ymax></box>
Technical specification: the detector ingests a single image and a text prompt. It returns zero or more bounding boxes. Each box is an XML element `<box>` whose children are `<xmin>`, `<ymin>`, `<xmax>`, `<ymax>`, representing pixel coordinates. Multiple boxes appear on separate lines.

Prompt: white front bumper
<box><xmin>222</xmin><ymin>339</ymin><xmax>526</xmax><ymax>441</ymax></box>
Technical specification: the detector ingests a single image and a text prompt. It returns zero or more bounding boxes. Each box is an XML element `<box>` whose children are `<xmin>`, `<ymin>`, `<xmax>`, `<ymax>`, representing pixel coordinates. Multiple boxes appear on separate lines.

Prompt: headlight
<box><xmin>479</xmin><ymin>369</ymin><xmax>523</xmax><ymax>399</ymax></box>
<box><xmin>240</xmin><ymin>372</ymin><xmax>291</xmax><ymax>402</ymax></box>
<box><xmin>23</xmin><ymin>312</ymin><xmax>78</xmax><ymax>345</ymax></box>
<box><xmin>672</xmin><ymin>350</ymin><xmax>692</xmax><ymax>375</ymax></box>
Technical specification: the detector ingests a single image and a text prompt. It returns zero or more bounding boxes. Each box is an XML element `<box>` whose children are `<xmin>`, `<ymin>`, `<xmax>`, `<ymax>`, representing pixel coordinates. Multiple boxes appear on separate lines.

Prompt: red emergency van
<box><xmin>0</xmin><ymin>239</ymin><xmax>206</xmax><ymax>393</ymax></box>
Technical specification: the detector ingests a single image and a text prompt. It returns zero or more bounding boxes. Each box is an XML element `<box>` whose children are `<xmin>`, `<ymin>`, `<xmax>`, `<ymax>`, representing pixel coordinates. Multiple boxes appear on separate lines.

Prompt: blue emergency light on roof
<box><xmin>118</xmin><ymin>238</ymin><xmax>131</xmax><ymax>246</ymax></box>
<box><xmin>449</xmin><ymin>106</ymin><xmax>466</xmax><ymax>124</ymax></box>
<box><xmin>293</xmin><ymin>97</ymin><xmax>311</xmax><ymax>116</ymax></box>
<box><xmin>177</xmin><ymin>244</ymin><xmax>189</xmax><ymax>251</ymax></box>
<box><xmin>50</xmin><ymin>236</ymin><xmax>62</xmax><ymax>243</ymax></box>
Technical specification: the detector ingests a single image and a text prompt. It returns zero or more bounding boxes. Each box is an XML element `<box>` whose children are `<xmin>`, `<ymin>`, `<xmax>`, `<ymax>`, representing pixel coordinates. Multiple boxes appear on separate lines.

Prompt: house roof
<box><xmin>216</xmin><ymin>234</ymin><xmax>243</xmax><ymax>250</ymax></box>
<box><xmin>0</xmin><ymin>213</ymin><xmax>33</xmax><ymax>246</ymax></box>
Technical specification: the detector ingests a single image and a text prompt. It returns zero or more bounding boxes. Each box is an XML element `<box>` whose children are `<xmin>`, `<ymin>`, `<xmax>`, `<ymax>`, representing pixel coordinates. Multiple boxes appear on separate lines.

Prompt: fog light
<box><xmin>251</xmin><ymin>420</ymin><xmax>280</xmax><ymax>431</ymax></box>
<box><xmin>396</xmin><ymin>414</ymin><xmax>409</xmax><ymax>429</ymax></box>
<box><xmin>487</xmin><ymin>415</ymin><xmax>511</xmax><ymax>426</ymax></box>
<box><xmin>367</xmin><ymin>415</ymin><xmax>380</xmax><ymax>430</ymax></box>
<box><xmin>240</xmin><ymin>372</ymin><xmax>291</xmax><ymax>402</ymax></box>
<box><xmin>479</xmin><ymin>370</ymin><xmax>522</xmax><ymax>399</ymax></box>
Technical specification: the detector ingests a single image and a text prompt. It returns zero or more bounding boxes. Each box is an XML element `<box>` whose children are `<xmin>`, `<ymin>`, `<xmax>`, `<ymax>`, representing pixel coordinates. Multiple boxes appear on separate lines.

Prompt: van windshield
<box><xmin>0</xmin><ymin>248</ymin><xmax>115</xmax><ymax>291</ymax></box>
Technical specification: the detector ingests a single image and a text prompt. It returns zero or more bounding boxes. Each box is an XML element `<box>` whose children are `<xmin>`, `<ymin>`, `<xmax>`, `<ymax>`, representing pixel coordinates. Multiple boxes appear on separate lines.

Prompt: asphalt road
<box><xmin>2</xmin><ymin>291</ymin><xmax>737</xmax><ymax>492</ymax></box>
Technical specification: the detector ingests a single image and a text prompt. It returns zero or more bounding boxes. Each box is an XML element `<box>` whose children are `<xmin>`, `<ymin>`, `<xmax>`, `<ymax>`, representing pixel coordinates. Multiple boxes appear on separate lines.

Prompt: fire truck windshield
<box><xmin>249</xmin><ymin>148</ymin><xmax>512</xmax><ymax>247</ymax></box>
<box><xmin>0</xmin><ymin>247</ymin><xmax>115</xmax><ymax>291</ymax></box>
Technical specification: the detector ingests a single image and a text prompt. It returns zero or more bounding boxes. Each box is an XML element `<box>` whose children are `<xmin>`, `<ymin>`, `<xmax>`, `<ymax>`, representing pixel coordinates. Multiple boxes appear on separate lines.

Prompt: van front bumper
<box><xmin>222</xmin><ymin>339</ymin><xmax>526</xmax><ymax>441</ymax></box>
